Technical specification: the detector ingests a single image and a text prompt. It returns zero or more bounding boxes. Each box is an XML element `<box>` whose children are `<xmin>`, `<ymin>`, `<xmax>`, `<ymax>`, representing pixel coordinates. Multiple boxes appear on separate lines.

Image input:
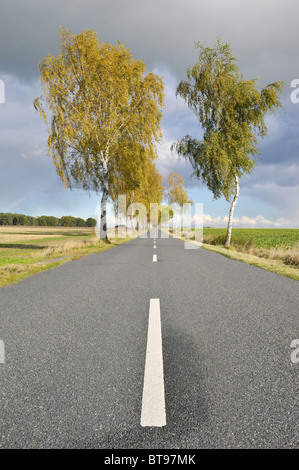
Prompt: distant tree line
<box><xmin>0</xmin><ymin>212</ymin><xmax>97</xmax><ymax>227</ymax></box>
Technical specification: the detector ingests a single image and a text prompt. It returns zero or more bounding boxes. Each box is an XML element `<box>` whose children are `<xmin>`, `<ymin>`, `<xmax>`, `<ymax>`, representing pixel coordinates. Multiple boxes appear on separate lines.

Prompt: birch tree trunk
<box><xmin>225</xmin><ymin>175</ymin><xmax>240</xmax><ymax>246</ymax></box>
<box><xmin>100</xmin><ymin>161</ymin><xmax>110</xmax><ymax>243</ymax></box>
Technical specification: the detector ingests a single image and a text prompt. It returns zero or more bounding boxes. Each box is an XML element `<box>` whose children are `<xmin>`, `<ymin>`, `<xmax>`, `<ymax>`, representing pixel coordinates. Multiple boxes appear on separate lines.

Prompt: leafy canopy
<box><xmin>165</xmin><ymin>171</ymin><xmax>193</xmax><ymax>208</ymax></box>
<box><xmin>172</xmin><ymin>39</ymin><xmax>284</xmax><ymax>201</ymax></box>
<box><xmin>34</xmin><ymin>27</ymin><xmax>164</xmax><ymax>196</ymax></box>
<box><xmin>113</xmin><ymin>157</ymin><xmax>164</xmax><ymax>222</ymax></box>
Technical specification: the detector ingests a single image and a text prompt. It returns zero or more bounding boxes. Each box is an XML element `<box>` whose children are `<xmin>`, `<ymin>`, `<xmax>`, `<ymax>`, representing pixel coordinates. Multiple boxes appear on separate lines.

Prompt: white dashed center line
<box><xmin>141</xmin><ymin>299</ymin><xmax>166</xmax><ymax>427</ymax></box>
<box><xmin>153</xmin><ymin>254</ymin><xmax>157</xmax><ymax>262</ymax></box>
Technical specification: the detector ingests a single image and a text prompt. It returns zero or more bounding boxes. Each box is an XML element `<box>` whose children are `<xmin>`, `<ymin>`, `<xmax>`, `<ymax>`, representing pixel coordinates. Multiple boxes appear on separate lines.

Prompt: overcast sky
<box><xmin>0</xmin><ymin>0</ymin><xmax>299</xmax><ymax>227</ymax></box>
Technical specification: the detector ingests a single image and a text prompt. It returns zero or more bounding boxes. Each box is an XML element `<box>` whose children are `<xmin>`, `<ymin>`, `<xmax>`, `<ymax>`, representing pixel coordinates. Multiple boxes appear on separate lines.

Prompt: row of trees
<box><xmin>0</xmin><ymin>212</ymin><xmax>97</xmax><ymax>227</ymax></box>
<box><xmin>115</xmin><ymin>170</ymin><xmax>193</xmax><ymax>230</ymax></box>
<box><xmin>34</xmin><ymin>27</ymin><xmax>164</xmax><ymax>242</ymax></box>
<box><xmin>34</xmin><ymin>28</ymin><xmax>195</xmax><ymax>240</ymax></box>
<box><xmin>34</xmin><ymin>29</ymin><xmax>283</xmax><ymax>244</ymax></box>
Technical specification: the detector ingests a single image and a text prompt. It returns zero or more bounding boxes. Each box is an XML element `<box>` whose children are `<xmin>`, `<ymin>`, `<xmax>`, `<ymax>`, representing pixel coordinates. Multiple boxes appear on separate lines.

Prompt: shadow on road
<box><xmin>70</xmin><ymin>326</ymin><xmax>209</xmax><ymax>449</ymax></box>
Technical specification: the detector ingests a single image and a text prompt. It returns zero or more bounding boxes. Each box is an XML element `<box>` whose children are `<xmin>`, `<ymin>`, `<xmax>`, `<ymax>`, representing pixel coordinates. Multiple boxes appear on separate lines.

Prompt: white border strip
<box><xmin>141</xmin><ymin>299</ymin><xmax>166</xmax><ymax>427</ymax></box>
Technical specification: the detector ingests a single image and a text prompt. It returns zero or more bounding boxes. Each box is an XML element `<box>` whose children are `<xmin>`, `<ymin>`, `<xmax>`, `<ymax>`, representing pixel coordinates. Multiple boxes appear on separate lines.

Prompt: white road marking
<box><xmin>153</xmin><ymin>254</ymin><xmax>157</xmax><ymax>262</ymax></box>
<box><xmin>154</xmin><ymin>245</ymin><xmax>156</xmax><ymax>249</ymax></box>
<box><xmin>141</xmin><ymin>299</ymin><xmax>166</xmax><ymax>427</ymax></box>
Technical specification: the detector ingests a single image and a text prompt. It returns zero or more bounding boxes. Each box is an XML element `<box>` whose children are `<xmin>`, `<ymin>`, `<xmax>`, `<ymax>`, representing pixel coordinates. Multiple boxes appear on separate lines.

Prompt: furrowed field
<box><xmin>0</xmin><ymin>226</ymin><xmax>130</xmax><ymax>287</ymax></box>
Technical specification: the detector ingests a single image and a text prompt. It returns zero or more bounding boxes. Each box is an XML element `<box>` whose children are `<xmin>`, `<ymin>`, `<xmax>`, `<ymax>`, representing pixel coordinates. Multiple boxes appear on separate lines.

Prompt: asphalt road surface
<box><xmin>0</xmin><ymin>230</ymin><xmax>298</xmax><ymax>448</ymax></box>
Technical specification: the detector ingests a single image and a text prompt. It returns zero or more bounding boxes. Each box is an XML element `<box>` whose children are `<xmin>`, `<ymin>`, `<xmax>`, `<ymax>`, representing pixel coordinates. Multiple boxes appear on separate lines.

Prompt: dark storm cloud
<box><xmin>1</xmin><ymin>0</ymin><xmax>298</xmax><ymax>85</ymax></box>
<box><xmin>0</xmin><ymin>0</ymin><xmax>299</xmax><ymax>224</ymax></box>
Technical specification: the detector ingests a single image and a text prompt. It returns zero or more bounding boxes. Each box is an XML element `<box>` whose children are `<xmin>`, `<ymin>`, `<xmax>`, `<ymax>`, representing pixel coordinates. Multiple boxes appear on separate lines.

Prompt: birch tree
<box><xmin>34</xmin><ymin>27</ymin><xmax>164</xmax><ymax>242</ymax></box>
<box><xmin>172</xmin><ymin>39</ymin><xmax>283</xmax><ymax>246</ymax></box>
<box><xmin>112</xmin><ymin>157</ymin><xmax>164</xmax><ymax>230</ymax></box>
<box><xmin>165</xmin><ymin>171</ymin><xmax>193</xmax><ymax>208</ymax></box>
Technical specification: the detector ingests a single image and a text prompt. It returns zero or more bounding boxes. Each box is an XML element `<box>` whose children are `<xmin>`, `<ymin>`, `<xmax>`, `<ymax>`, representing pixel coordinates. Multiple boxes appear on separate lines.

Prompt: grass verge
<box><xmin>167</xmin><ymin>228</ymin><xmax>299</xmax><ymax>281</ymax></box>
<box><xmin>0</xmin><ymin>226</ymin><xmax>132</xmax><ymax>287</ymax></box>
<box><xmin>200</xmin><ymin>242</ymin><xmax>299</xmax><ymax>281</ymax></box>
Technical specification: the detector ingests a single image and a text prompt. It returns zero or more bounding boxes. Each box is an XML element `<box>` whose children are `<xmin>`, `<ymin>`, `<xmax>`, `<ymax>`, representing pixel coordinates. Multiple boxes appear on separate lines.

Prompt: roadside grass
<box><xmin>0</xmin><ymin>226</ymin><xmax>131</xmax><ymax>287</ymax></box>
<box><xmin>168</xmin><ymin>227</ymin><xmax>299</xmax><ymax>281</ymax></box>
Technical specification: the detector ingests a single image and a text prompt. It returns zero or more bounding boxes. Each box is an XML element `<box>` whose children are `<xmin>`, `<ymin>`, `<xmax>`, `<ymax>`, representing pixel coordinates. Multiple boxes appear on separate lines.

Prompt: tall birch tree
<box><xmin>172</xmin><ymin>39</ymin><xmax>283</xmax><ymax>245</ymax></box>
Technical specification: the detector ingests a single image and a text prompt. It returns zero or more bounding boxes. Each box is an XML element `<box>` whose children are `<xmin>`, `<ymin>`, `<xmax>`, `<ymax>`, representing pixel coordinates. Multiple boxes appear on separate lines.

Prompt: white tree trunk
<box><xmin>225</xmin><ymin>175</ymin><xmax>240</xmax><ymax>246</ymax></box>
<box><xmin>100</xmin><ymin>161</ymin><xmax>109</xmax><ymax>242</ymax></box>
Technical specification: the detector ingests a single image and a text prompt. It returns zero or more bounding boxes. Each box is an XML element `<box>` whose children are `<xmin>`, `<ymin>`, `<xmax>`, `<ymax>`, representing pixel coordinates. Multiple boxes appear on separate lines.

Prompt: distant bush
<box><xmin>75</xmin><ymin>217</ymin><xmax>86</xmax><ymax>227</ymax></box>
<box><xmin>0</xmin><ymin>212</ymin><xmax>34</xmax><ymax>226</ymax></box>
<box><xmin>37</xmin><ymin>215</ymin><xmax>59</xmax><ymax>226</ymax></box>
<box><xmin>86</xmin><ymin>217</ymin><xmax>97</xmax><ymax>227</ymax></box>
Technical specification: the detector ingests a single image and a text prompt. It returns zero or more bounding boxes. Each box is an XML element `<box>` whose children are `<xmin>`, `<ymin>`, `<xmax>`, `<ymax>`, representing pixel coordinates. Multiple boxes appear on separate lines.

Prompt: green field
<box><xmin>202</xmin><ymin>228</ymin><xmax>299</xmax><ymax>249</ymax></box>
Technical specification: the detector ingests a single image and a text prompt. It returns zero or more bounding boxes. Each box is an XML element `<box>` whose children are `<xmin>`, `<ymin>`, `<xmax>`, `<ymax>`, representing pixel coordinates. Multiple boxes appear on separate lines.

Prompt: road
<box><xmin>0</xmin><ymin>230</ymin><xmax>298</xmax><ymax>448</ymax></box>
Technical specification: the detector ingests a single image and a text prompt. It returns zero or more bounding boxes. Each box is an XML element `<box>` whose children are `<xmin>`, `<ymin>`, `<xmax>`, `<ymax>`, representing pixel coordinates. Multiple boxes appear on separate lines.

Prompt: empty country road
<box><xmin>0</xmin><ymin>230</ymin><xmax>298</xmax><ymax>449</ymax></box>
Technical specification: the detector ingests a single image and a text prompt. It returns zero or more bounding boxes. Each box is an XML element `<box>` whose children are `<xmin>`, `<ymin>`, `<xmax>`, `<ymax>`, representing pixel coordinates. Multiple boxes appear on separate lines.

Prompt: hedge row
<box><xmin>0</xmin><ymin>212</ymin><xmax>97</xmax><ymax>227</ymax></box>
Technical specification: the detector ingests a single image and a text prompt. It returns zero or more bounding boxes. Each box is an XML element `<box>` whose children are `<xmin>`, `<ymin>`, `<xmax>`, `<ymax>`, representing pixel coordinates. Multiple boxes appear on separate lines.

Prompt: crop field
<box><xmin>200</xmin><ymin>228</ymin><xmax>299</xmax><ymax>268</ymax></box>
<box><xmin>0</xmin><ymin>226</ymin><xmax>131</xmax><ymax>287</ymax></box>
